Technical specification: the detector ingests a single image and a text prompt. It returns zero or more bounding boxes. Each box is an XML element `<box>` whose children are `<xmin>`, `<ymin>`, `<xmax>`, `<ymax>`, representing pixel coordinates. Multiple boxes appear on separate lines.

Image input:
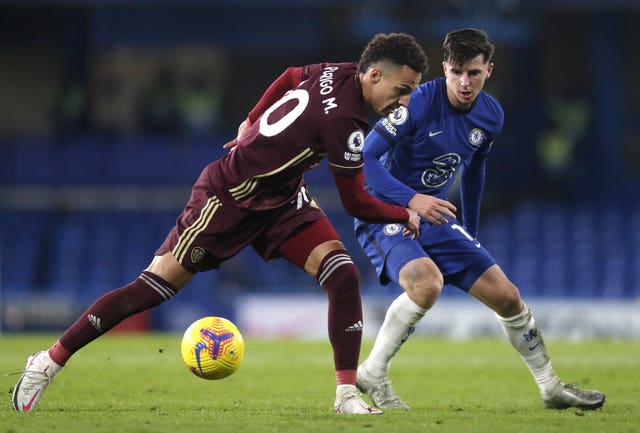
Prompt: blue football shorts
<box><xmin>355</xmin><ymin>218</ymin><xmax>496</xmax><ymax>292</ymax></box>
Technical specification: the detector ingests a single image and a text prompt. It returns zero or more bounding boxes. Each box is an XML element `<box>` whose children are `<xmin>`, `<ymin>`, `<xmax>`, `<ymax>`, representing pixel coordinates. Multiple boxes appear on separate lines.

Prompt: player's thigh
<box><xmin>422</xmin><ymin>222</ymin><xmax>496</xmax><ymax>291</ymax></box>
<box><xmin>278</xmin><ymin>218</ymin><xmax>345</xmax><ymax>277</ymax></box>
<box><xmin>355</xmin><ymin>221</ymin><xmax>427</xmax><ymax>286</ymax></box>
<box><xmin>397</xmin><ymin>256</ymin><xmax>443</xmax><ymax>291</ymax></box>
<box><xmin>146</xmin><ymin>252</ymin><xmax>195</xmax><ymax>289</ymax></box>
<box><xmin>387</xmin><ymin>239</ymin><xmax>437</xmax><ymax>287</ymax></box>
<box><xmin>156</xmin><ymin>194</ymin><xmax>265</xmax><ymax>273</ymax></box>
<box><xmin>252</xmin><ymin>196</ymin><xmax>343</xmax><ymax>276</ymax></box>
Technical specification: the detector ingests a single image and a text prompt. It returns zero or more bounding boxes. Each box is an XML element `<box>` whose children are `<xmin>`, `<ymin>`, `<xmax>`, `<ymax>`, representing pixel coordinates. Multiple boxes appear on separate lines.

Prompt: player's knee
<box><xmin>399</xmin><ymin>258</ymin><xmax>442</xmax><ymax>308</ymax></box>
<box><xmin>494</xmin><ymin>283</ymin><xmax>524</xmax><ymax>318</ymax></box>
<box><xmin>331</xmin><ymin>261</ymin><xmax>360</xmax><ymax>299</ymax></box>
<box><xmin>316</xmin><ymin>250</ymin><xmax>360</xmax><ymax>299</ymax></box>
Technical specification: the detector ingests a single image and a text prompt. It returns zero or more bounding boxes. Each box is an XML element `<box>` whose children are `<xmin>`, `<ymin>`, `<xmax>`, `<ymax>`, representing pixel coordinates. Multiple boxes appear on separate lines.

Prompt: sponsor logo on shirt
<box><xmin>421</xmin><ymin>153</ymin><xmax>461</xmax><ymax>188</ymax></box>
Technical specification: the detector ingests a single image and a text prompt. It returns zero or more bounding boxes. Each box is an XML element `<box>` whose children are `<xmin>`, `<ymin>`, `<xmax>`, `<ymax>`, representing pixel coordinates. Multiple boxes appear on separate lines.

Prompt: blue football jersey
<box><xmin>355</xmin><ymin>78</ymin><xmax>505</xmax><ymax>289</ymax></box>
<box><xmin>363</xmin><ymin>77</ymin><xmax>504</xmax><ymax>235</ymax></box>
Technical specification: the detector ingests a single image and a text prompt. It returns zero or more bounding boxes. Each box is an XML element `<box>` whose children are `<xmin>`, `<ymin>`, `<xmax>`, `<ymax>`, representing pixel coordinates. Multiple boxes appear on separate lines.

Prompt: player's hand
<box><xmin>402</xmin><ymin>208</ymin><xmax>421</xmax><ymax>239</ymax></box>
<box><xmin>408</xmin><ymin>194</ymin><xmax>457</xmax><ymax>225</ymax></box>
<box><xmin>223</xmin><ymin>118</ymin><xmax>252</xmax><ymax>151</ymax></box>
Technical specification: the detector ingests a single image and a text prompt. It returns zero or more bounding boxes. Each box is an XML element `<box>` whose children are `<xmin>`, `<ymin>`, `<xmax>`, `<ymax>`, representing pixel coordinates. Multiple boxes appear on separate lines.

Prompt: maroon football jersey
<box><xmin>212</xmin><ymin>62</ymin><xmax>369</xmax><ymax>210</ymax></box>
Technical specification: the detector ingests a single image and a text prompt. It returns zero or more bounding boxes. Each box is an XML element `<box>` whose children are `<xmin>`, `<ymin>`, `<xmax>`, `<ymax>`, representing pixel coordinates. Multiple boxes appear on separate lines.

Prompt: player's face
<box><xmin>366</xmin><ymin>65</ymin><xmax>421</xmax><ymax>116</ymax></box>
<box><xmin>443</xmin><ymin>54</ymin><xmax>493</xmax><ymax>110</ymax></box>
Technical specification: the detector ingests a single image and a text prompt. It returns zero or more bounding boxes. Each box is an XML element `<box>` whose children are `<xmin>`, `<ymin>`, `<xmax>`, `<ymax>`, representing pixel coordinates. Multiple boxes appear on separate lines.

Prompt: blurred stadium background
<box><xmin>1</xmin><ymin>0</ymin><xmax>639</xmax><ymax>339</ymax></box>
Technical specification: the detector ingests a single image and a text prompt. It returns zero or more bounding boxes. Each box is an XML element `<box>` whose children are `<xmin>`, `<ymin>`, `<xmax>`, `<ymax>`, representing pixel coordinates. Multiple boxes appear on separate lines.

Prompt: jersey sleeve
<box><xmin>475</xmin><ymin>95</ymin><xmax>504</xmax><ymax>159</ymax></box>
<box><xmin>334</xmin><ymin>172</ymin><xmax>409</xmax><ymax>223</ymax></box>
<box><xmin>459</xmin><ymin>153</ymin><xmax>487</xmax><ymax>238</ymax></box>
<box><xmin>461</xmin><ymin>96</ymin><xmax>505</xmax><ymax>236</ymax></box>
<box><xmin>363</xmin><ymin>128</ymin><xmax>417</xmax><ymax>206</ymax></box>
<box><xmin>363</xmin><ymin>106</ymin><xmax>418</xmax><ymax>206</ymax></box>
<box><xmin>324</xmin><ymin>116</ymin><xmax>368</xmax><ymax>176</ymax></box>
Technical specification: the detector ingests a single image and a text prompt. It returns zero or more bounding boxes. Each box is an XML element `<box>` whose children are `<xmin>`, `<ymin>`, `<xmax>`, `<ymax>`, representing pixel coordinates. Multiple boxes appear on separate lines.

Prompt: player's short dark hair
<box><xmin>358</xmin><ymin>33</ymin><xmax>428</xmax><ymax>75</ymax></box>
<box><xmin>443</xmin><ymin>28</ymin><xmax>495</xmax><ymax>68</ymax></box>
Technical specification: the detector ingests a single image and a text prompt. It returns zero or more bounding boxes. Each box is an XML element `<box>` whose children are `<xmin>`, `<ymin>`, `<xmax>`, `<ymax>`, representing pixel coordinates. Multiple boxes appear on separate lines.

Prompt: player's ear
<box><xmin>486</xmin><ymin>62</ymin><xmax>494</xmax><ymax>78</ymax></box>
<box><xmin>370</xmin><ymin>66</ymin><xmax>382</xmax><ymax>84</ymax></box>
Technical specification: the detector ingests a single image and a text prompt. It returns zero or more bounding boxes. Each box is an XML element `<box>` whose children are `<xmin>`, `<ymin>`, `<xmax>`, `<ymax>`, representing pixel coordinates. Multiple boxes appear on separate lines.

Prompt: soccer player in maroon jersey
<box><xmin>12</xmin><ymin>33</ymin><xmax>426</xmax><ymax>414</ymax></box>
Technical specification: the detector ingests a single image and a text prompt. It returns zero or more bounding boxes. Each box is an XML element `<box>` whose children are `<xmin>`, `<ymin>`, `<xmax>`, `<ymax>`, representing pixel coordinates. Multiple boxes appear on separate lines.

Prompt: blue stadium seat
<box><xmin>110</xmin><ymin>136</ymin><xmax>179</xmax><ymax>184</ymax></box>
<box><xmin>3</xmin><ymin>199</ymin><xmax>640</xmax><ymax>321</ymax></box>
<box><xmin>0</xmin><ymin>211</ymin><xmax>49</xmax><ymax>293</ymax></box>
<box><xmin>58</xmin><ymin>136</ymin><xmax>111</xmax><ymax>184</ymax></box>
<box><xmin>4</xmin><ymin>137</ymin><xmax>56</xmax><ymax>184</ymax></box>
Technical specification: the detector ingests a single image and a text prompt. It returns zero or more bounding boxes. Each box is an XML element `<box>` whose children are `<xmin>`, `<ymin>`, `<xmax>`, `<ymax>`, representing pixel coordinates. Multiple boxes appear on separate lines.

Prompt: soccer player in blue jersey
<box><xmin>354</xmin><ymin>28</ymin><xmax>605</xmax><ymax>411</ymax></box>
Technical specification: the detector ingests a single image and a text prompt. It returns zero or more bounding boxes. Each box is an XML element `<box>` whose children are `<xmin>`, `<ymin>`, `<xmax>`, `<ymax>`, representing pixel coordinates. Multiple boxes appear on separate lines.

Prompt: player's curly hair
<box><xmin>358</xmin><ymin>33</ymin><xmax>428</xmax><ymax>74</ymax></box>
<box><xmin>443</xmin><ymin>28</ymin><xmax>495</xmax><ymax>68</ymax></box>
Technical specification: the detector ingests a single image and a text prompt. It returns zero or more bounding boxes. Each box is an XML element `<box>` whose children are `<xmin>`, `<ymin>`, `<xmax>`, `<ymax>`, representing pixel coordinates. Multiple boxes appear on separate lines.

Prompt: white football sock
<box><xmin>496</xmin><ymin>304</ymin><xmax>561</xmax><ymax>397</ymax></box>
<box><xmin>364</xmin><ymin>292</ymin><xmax>427</xmax><ymax>378</ymax></box>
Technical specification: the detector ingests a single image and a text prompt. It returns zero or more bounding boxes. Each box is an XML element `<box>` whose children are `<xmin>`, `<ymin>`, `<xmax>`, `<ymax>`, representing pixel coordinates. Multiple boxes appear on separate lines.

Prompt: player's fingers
<box><xmin>426</xmin><ymin>213</ymin><xmax>443</xmax><ymax>225</ymax></box>
<box><xmin>434</xmin><ymin>199</ymin><xmax>456</xmax><ymax>213</ymax></box>
<box><xmin>443</xmin><ymin>200</ymin><xmax>457</xmax><ymax>212</ymax></box>
<box><xmin>222</xmin><ymin>139</ymin><xmax>237</xmax><ymax>149</ymax></box>
<box><xmin>438</xmin><ymin>205</ymin><xmax>457</xmax><ymax>220</ymax></box>
<box><xmin>403</xmin><ymin>227</ymin><xmax>419</xmax><ymax>239</ymax></box>
<box><xmin>426</xmin><ymin>209</ymin><xmax>454</xmax><ymax>225</ymax></box>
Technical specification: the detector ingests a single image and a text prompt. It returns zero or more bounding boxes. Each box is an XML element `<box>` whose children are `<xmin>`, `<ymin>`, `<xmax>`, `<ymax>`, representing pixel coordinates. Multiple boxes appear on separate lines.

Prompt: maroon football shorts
<box><xmin>155</xmin><ymin>167</ymin><xmax>336</xmax><ymax>273</ymax></box>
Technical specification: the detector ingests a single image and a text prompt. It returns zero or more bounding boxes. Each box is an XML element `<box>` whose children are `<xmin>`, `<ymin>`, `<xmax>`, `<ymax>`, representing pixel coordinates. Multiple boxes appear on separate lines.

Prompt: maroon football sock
<box><xmin>316</xmin><ymin>249</ymin><xmax>362</xmax><ymax>385</ymax></box>
<box><xmin>49</xmin><ymin>271</ymin><xmax>177</xmax><ymax>366</ymax></box>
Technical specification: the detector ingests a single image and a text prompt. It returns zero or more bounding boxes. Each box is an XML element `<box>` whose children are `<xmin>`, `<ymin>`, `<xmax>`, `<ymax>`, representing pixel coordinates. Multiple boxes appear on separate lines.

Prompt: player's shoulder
<box><xmin>477</xmin><ymin>90</ymin><xmax>504</xmax><ymax>119</ymax></box>
<box><xmin>301</xmin><ymin>62</ymin><xmax>357</xmax><ymax>80</ymax></box>
<box><xmin>476</xmin><ymin>90</ymin><xmax>504</xmax><ymax>132</ymax></box>
<box><xmin>307</xmin><ymin>62</ymin><xmax>364</xmax><ymax>123</ymax></box>
<box><xmin>412</xmin><ymin>78</ymin><xmax>442</xmax><ymax>102</ymax></box>
<box><xmin>405</xmin><ymin>78</ymin><xmax>444</xmax><ymax>117</ymax></box>
<box><xmin>374</xmin><ymin>79</ymin><xmax>443</xmax><ymax>134</ymax></box>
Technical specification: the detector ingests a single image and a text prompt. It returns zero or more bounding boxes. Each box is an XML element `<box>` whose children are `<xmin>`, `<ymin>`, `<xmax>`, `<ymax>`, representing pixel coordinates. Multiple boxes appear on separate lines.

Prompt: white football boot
<box><xmin>12</xmin><ymin>351</ymin><xmax>62</xmax><ymax>411</ymax></box>
<box><xmin>334</xmin><ymin>384</ymin><xmax>383</xmax><ymax>414</ymax></box>
<box><xmin>356</xmin><ymin>364</ymin><xmax>409</xmax><ymax>410</ymax></box>
<box><xmin>543</xmin><ymin>382</ymin><xmax>605</xmax><ymax>410</ymax></box>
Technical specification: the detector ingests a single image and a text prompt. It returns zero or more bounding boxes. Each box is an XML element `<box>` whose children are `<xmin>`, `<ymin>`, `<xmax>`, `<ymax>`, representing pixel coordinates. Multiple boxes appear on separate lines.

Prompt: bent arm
<box><xmin>363</xmin><ymin>130</ymin><xmax>417</xmax><ymax>206</ymax></box>
<box><xmin>334</xmin><ymin>172</ymin><xmax>409</xmax><ymax>223</ymax></box>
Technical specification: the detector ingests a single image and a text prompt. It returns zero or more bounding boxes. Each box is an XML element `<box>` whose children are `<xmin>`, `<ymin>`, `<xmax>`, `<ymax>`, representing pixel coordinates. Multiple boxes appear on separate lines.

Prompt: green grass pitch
<box><xmin>1</xmin><ymin>334</ymin><xmax>638</xmax><ymax>433</ymax></box>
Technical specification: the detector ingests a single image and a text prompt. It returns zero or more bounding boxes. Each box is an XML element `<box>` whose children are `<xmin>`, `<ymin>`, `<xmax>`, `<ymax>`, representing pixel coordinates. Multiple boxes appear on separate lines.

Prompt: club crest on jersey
<box><xmin>383</xmin><ymin>224</ymin><xmax>402</xmax><ymax>236</ymax></box>
<box><xmin>388</xmin><ymin>106</ymin><xmax>408</xmax><ymax>125</ymax></box>
<box><xmin>468</xmin><ymin>128</ymin><xmax>485</xmax><ymax>146</ymax></box>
